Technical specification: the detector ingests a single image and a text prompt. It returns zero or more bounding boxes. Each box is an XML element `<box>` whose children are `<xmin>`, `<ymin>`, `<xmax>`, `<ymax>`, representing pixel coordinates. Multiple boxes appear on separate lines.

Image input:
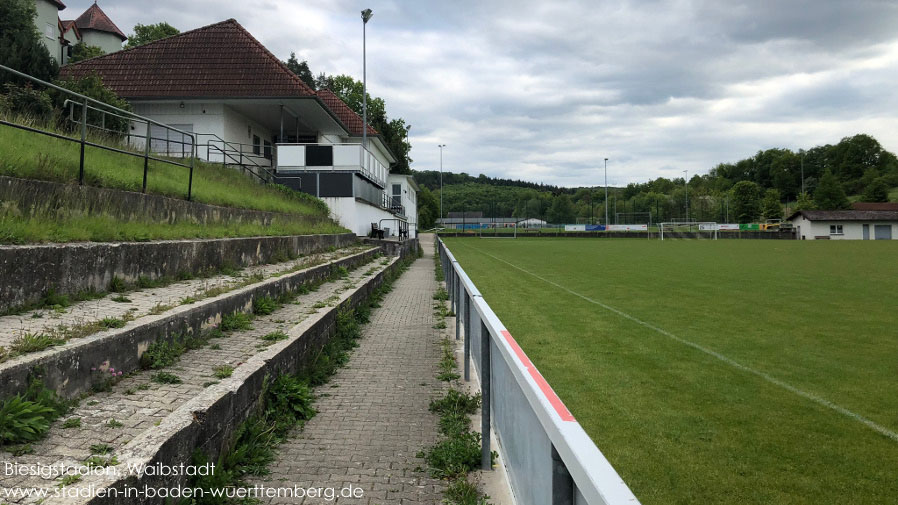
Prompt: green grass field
<box><xmin>443</xmin><ymin>237</ymin><xmax>898</xmax><ymax>505</ymax></box>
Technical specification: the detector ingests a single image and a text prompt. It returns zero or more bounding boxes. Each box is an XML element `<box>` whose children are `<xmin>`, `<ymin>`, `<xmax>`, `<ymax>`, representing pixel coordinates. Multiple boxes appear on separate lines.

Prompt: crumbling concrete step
<box><xmin>0</xmin><ymin>244</ymin><xmax>370</xmax><ymax>350</ymax></box>
<box><xmin>0</xmin><ymin>253</ymin><xmax>396</xmax><ymax>504</ymax></box>
<box><xmin>0</xmin><ymin>246</ymin><xmax>382</xmax><ymax>400</ymax></box>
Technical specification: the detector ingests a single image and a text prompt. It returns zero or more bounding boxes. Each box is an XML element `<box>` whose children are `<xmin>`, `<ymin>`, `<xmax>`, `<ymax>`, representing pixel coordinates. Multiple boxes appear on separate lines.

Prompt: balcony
<box><xmin>276</xmin><ymin>143</ymin><xmax>387</xmax><ymax>188</ymax></box>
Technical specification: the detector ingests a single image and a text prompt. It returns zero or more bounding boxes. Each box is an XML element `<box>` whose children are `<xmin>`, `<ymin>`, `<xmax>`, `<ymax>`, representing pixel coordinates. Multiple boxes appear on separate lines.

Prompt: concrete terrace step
<box><xmin>0</xmin><ymin>245</ymin><xmax>381</xmax><ymax>400</ymax></box>
<box><xmin>0</xmin><ymin>252</ymin><xmax>399</xmax><ymax>504</ymax></box>
<box><xmin>0</xmin><ymin>244</ymin><xmax>370</xmax><ymax>350</ymax></box>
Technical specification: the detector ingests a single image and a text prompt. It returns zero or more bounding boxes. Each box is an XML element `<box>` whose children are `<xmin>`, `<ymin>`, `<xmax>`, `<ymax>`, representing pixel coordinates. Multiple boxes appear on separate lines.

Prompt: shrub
<box><xmin>140</xmin><ymin>338</ymin><xmax>184</xmax><ymax>369</ymax></box>
<box><xmin>0</xmin><ymin>83</ymin><xmax>54</xmax><ymax>121</ymax></box>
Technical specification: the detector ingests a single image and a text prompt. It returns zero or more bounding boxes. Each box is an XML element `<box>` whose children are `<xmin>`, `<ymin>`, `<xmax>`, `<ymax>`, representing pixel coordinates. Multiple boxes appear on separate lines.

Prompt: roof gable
<box><xmin>788</xmin><ymin>210</ymin><xmax>898</xmax><ymax>221</ymax></box>
<box><xmin>74</xmin><ymin>3</ymin><xmax>126</xmax><ymax>40</ymax></box>
<box><xmin>60</xmin><ymin>19</ymin><xmax>316</xmax><ymax>99</ymax></box>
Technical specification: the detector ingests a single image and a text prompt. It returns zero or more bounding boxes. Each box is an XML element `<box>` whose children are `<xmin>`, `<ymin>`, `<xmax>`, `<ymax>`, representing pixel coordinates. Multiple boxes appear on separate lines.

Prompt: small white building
<box><xmin>788</xmin><ymin>210</ymin><xmax>898</xmax><ymax>240</ymax></box>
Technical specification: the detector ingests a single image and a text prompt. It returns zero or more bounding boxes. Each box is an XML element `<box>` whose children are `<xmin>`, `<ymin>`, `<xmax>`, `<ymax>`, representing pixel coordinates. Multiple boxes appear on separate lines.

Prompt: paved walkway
<box><xmin>251</xmin><ymin>234</ymin><xmax>446</xmax><ymax>504</ymax></box>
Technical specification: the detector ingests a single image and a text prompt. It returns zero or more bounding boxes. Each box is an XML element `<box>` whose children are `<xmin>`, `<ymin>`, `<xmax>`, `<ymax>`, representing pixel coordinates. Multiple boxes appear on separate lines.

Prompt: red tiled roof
<box><xmin>851</xmin><ymin>202</ymin><xmax>898</xmax><ymax>211</ymax></box>
<box><xmin>60</xmin><ymin>19</ymin><xmax>317</xmax><ymax>99</ymax></box>
<box><xmin>317</xmin><ymin>89</ymin><xmax>378</xmax><ymax>136</ymax></box>
<box><xmin>74</xmin><ymin>3</ymin><xmax>126</xmax><ymax>40</ymax></box>
<box><xmin>60</xmin><ymin>19</ymin><xmax>76</xmax><ymax>31</ymax></box>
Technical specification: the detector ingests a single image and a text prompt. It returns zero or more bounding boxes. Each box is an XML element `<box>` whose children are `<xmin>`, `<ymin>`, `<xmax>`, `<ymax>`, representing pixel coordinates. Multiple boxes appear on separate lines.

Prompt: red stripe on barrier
<box><xmin>500</xmin><ymin>330</ymin><xmax>575</xmax><ymax>422</ymax></box>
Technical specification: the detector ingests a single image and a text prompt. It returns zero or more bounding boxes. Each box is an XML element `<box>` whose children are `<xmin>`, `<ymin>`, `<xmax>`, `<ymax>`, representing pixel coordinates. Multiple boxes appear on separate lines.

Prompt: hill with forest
<box><xmin>413</xmin><ymin>133</ymin><xmax>898</xmax><ymax>228</ymax></box>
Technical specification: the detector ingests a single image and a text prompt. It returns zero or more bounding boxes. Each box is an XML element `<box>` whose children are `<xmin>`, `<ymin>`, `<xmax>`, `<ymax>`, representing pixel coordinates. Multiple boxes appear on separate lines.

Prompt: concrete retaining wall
<box><xmin>0</xmin><ymin>175</ymin><xmax>331</xmax><ymax>227</ymax></box>
<box><xmin>0</xmin><ymin>248</ymin><xmax>381</xmax><ymax>400</ymax></box>
<box><xmin>0</xmin><ymin>233</ymin><xmax>358</xmax><ymax>313</ymax></box>
<box><xmin>363</xmin><ymin>237</ymin><xmax>419</xmax><ymax>258</ymax></box>
<box><xmin>76</xmin><ymin>256</ymin><xmax>405</xmax><ymax>505</ymax></box>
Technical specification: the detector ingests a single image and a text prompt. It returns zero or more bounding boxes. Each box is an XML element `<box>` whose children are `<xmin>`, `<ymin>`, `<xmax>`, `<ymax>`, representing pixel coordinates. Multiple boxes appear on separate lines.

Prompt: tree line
<box><xmin>413</xmin><ymin>134</ymin><xmax>898</xmax><ymax>227</ymax></box>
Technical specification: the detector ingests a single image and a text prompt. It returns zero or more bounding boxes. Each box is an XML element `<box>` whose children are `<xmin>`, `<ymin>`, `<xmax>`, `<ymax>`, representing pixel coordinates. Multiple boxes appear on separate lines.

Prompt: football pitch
<box><xmin>442</xmin><ymin>237</ymin><xmax>898</xmax><ymax>505</ymax></box>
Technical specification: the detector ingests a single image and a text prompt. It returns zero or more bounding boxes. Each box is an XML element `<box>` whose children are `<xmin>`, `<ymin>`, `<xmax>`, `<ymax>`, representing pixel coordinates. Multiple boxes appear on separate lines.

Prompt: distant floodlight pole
<box><xmin>800</xmin><ymin>148</ymin><xmax>805</xmax><ymax>195</ymax></box>
<box><xmin>361</xmin><ymin>8</ymin><xmax>372</xmax><ymax>158</ymax></box>
<box><xmin>439</xmin><ymin>144</ymin><xmax>446</xmax><ymax>224</ymax></box>
<box><xmin>683</xmin><ymin>170</ymin><xmax>689</xmax><ymax>223</ymax></box>
<box><xmin>604</xmin><ymin>158</ymin><xmax>609</xmax><ymax>226</ymax></box>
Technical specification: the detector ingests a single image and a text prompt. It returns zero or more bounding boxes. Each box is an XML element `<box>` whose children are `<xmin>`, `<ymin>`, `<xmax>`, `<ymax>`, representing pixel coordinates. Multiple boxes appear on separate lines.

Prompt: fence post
<box><xmin>551</xmin><ymin>445</ymin><xmax>575</xmax><ymax>505</ymax></box>
<box><xmin>464</xmin><ymin>293</ymin><xmax>471</xmax><ymax>382</ymax></box>
<box><xmin>480</xmin><ymin>320</ymin><xmax>492</xmax><ymax>470</ymax></box>
<box><xmin>78</xmin><ymin>98</ymin><xmax>87</xmax><ymax>185</ymax></box>
<box><xmin>142</xmin><ymin>121</ymin><xmax>151</xmax><ymax>193</ymax></box>
<box><xmin>187</xmin><ymin>135</ymin><xmax>195</xmax><ymax>201</ymax></box>
<box><xmin>455</xmin><ymin>277</ymin><xmax>461</xmax><ymax>342</ymax></box>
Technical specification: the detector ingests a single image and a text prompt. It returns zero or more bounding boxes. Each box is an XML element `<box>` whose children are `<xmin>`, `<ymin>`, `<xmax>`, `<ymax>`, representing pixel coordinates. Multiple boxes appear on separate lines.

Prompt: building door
<box><xmin>874</xmin><ymin>225</ymin><xmax>892</xmax><ymax>240</ymax></box>
<box><xmin>863</xmin><ymin>224</ymin><xmax>870</xmax><ymax>240</ymax></box>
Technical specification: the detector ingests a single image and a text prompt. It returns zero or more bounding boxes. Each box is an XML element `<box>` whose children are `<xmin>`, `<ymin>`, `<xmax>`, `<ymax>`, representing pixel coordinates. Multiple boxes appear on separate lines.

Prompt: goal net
<box><xmin>478</xmin><ymin>222</ymin><xmax>517</xmax><ymax>238</ymax></box>
<box><xmin>659</xmin><ymin>222</ymin><xmax>718</xmax><ymax>240</ymax></box>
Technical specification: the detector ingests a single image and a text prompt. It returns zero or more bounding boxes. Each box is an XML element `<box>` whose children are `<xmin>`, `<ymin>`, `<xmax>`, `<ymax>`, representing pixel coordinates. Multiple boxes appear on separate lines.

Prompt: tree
<box><xmin>416</xmin><ymin>186</ymin><xmax>439</xmax><ymax>229</ymax></box>
<box><xmin>0</xmin><ymin>0</ymin><xmax>58</xmax><ymax>86</ymax></box>
<box><xmin>284</xmin><ymin>53</ymin><xmax>315</xmax><ymax>90</ymax></box>
<box><xmin>861</xmin><ymin>178</ymin><xmax>890</xmax><ymax>203</ymax></box>
<box><xmin>814</xmin><ymin>169</ymin><xmax>850</xmax><ymax>210</ymax></box>
<box><xmin>68</xmin><ymin>43</ymin><xmax>104</xmax><ymax>63</ymax></box>
<box><xmin>547</xmin><ymin>194</ymin><xmax>576</xmax><ymax>223</ymax></box>
<box><xmin>124</xmin><ymin>23</ymin><xmax>179</xmax><ymax>49</ymax></box>
<box><xmin>320</xmin><ymin>74</ymin><xmax>412</xmax><ymax>174</ymax></box>
<box><xmin>53</xmin><ymin>73</ymin><xmax>131</xmax><ymax>134</ymax></box>
<box><xmin>760</xmin><ymin>189</ymin><xmax>783</xmax><ymax>220</ymax></box>
<box><xmin>730</xmin><ymin>181</ymin><xmax>761</xmax><ymax>223</ymax></box>
<box><xmin>793</xmin><ymin>192</ymin><xmax>816</xmax><ymax>211</ymax></box>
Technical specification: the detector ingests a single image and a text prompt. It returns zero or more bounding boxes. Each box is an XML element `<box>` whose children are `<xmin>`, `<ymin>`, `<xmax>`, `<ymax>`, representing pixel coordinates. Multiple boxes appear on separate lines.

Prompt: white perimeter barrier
<box><xmin>438</xmin><ymin>239</ymin><xmax>640</xmax><ymax>505</ymax></box>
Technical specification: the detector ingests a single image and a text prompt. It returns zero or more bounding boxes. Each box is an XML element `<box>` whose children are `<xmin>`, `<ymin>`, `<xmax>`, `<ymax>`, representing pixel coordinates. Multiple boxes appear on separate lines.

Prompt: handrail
<box><xmin>205</xmin><ymin>143</ymin><xmax>275</xmax><ymax>184</ymax></box>
<box><xmin>0</xmin><ymin>64</ymin><xmax>196</xmax><ymax>200</ymax></box>
<box><xmin>438</xmin><ymin>238</ymin><xmax>641</xmax><ymax>505</ymax></box>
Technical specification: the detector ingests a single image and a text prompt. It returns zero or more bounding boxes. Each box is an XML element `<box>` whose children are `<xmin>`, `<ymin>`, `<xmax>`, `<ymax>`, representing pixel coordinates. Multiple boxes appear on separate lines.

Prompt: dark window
<box><xmin>263</xmin><ymin>140</ymin><xmax>272</xmax><ymax>160</ymax></box>
<box><xmin>306</xmin><ymin>145</ymin><xmax>333</xmax><ymax>166</ymax></box>
<box><xmin>253</xmin><ymin>135</ymin><xmax>261</xmax><ymax>155</ymax></box>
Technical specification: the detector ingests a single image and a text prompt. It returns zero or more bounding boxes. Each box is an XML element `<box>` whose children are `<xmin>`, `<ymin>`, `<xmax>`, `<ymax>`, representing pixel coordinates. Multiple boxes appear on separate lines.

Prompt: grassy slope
<box><xmin>0</xmin><ymin>125</ymin><xmax>347</xmax><ymax>242</ymax></box>
<box><xmin>0</xmin><ymin>125</ymin><xmax>327</xmax><ymax>215</ymax></box>
<box><xmin>444</xmin><ymin>237</ymin><xmax>898</xmax><ymax>505</ymax></box>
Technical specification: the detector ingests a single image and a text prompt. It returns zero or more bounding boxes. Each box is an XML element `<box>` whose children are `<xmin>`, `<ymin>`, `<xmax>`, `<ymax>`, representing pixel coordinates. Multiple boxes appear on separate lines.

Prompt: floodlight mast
<box><xmin>361</xmin><ymin>8</ymin><xmax>373</xmax><ymax>162</ymax></box>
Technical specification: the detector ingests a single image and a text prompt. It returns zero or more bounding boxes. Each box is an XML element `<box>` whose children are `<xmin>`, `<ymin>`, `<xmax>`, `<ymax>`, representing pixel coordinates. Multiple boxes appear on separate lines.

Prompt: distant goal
<box><xmin>478</xmin><ymin>222</ymin><xmax>517</xmax><ymax>238</ymax></box>
<box><xmin>659</xmin><ymin>222</ymin><xmax>719</xmax><ymax>240</ymax></box>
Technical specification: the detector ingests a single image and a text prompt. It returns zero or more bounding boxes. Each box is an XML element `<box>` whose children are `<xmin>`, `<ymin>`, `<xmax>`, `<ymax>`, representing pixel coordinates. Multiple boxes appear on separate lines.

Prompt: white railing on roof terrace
<box><xmin>275</xmin><ymin>143</ymin><xmax>387</xmax><ymax>188</ymax></box>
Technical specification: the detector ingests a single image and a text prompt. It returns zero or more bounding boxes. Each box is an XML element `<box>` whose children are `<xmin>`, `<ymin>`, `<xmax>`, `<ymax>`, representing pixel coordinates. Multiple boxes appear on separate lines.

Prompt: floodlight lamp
<box><xmin>361</xmin><ymin>9</ymin><xmax>373</xmax><ymax>23</ymax></box>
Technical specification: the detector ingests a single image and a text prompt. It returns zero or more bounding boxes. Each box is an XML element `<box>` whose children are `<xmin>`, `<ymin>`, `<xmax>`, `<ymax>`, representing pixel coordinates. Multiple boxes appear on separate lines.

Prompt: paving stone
<box><xmin>249</xmin><ymin>234</ymin><xmax>446</xmax><ymax>505</ymax></box>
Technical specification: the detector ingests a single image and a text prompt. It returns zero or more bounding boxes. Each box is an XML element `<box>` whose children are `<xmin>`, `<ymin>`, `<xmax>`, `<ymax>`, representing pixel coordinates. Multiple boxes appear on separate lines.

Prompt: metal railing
<box><xmin>195</xmin><ymin>134</ymin><xmax>275</xmax><ymax>184</ymax></box>
<box><xmin>275</xmin><ymin>143</ymin><xmax>387</xmax><ymax>188</ymax></box>
<box><xmin>437</xmin><ymin>238</ymin><xmax>641</xmax><ymax>505</ymax></box>
<box><xmin>0</xmin><ymin>64</ymin><xmax>197</xmax><ymax>200</ymax></box>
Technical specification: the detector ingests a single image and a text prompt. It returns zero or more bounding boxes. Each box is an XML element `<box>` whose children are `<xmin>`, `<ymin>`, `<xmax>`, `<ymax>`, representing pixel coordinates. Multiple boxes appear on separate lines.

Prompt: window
<box><xmin>252</xmin><ymin>135</ymin><xmax>261</xmax><ymax>155</ymax></box>
<box><xmin>45</xmin><ymin>23</ymin><xmax>55</xmax><ymax>39</ymax></box>
<box><xmin>263</xmin><ymin>140</ymin><xmax>272</xmax><ymax>160</ymax></box>
<box><xmin>829</xmin><ymin>224</ymin><xmax>843</xmax><ymax>235</ymax></box>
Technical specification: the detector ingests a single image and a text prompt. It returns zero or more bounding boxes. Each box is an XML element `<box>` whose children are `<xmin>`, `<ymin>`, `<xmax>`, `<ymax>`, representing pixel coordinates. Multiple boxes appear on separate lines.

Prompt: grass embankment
<box><xmin>444</xmin><ymin>238</ymin><xmax>898</xmax><ymax>505</ymax></box>
<box><xmin>0</xmin><ymin>123</ymin><xmax>346</xmax><ymax>243</ymax></box>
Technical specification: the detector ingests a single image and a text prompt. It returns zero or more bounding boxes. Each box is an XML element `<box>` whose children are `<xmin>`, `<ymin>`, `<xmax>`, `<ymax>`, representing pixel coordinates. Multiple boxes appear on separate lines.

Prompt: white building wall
<box><xmin>792</xmin><ymin>216</ymin><xmax>898</xmax><ymax>240</ymax></box>
<box><xmin>323</xmin><ymin>197</ymin><xmax>403</xmax><ymax>237</ymax></box>
<box><xmin>79</xmin><ymin>30</ymin><xmax>122</xmax><ymax>55</ymax></box>
<box><xmin>388</xmin><ymin>175</ymin><xmax>418</xmax><ymax>238</ymax></box>
<box><xmin>222</xmin><ymin>106</ymin><xmax>274</xmax><ymax>166</ymax></box>
<box><xmin>34</xmin><ymin>0</ymin><xmax>61</xmax><ymax>63</ymax></box>
<box><xmin>131</xmin><ymin>102</ymin><xmax>224</xmax><ymax>157</ymax></box>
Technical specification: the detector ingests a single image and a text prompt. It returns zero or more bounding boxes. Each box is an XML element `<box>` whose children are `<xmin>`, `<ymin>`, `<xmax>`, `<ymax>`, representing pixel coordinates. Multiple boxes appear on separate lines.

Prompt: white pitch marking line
<box><xmin>462</xmin><ymin>243</ymin><xmax>898</xmax><ymax>443</ymax></box>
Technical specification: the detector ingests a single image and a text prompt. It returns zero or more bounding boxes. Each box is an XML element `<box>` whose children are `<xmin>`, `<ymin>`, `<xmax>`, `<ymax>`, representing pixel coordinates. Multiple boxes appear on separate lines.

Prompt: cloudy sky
<box><xmin>65</xmin><ymin>0</ymin><xmax>898</xmax><ymax>187</ymax></box>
